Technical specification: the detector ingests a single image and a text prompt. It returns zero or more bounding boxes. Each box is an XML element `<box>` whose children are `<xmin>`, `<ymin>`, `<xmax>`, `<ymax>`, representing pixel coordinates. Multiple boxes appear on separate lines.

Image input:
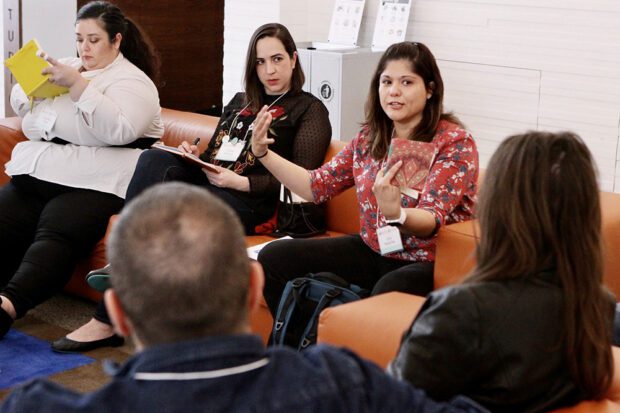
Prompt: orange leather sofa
<box><xmin>0</xmin><ymin>109</ymin><xmax>359</xmax><ymax>343</ymax></box>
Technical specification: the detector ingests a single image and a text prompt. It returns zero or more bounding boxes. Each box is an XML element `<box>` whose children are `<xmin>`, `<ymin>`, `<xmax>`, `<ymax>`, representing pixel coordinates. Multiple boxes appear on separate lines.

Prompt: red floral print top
<box><xmin>309</xmin><ymin>120</ymin><xmax>478</xmax><ymax>262</ymax></box>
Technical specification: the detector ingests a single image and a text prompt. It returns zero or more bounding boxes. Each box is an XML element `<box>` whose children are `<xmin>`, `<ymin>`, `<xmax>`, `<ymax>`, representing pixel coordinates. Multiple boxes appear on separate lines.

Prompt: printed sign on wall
<box><xmin>327</xmin><ymin>0</ymin><xmax>366</xmax><ymax>46</ymax></box>
<box><xmin>372</xmin><ymin>0</ymin><xmax>412</xmax><ymax>51</ymax></box>
<box><xmin>4</xmin><ymin>0</ymin><xmax>21</xmax><ymax>116</ymax></box>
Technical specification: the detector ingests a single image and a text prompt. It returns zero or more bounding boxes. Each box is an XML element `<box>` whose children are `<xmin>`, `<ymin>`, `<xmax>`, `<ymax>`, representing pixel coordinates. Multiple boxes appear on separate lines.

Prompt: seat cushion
<box><xmin>317</xmin><ymin>292</ymin><xmax>426</xmax><ymax>368</ymax></box>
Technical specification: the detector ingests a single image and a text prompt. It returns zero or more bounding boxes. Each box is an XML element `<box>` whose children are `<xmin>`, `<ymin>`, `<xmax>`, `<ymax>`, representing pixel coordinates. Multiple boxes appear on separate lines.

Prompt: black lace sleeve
<box><xmin>248</xmin><ymin>98</ymin><xmax>332</xmax><ymax>194</ymax></box>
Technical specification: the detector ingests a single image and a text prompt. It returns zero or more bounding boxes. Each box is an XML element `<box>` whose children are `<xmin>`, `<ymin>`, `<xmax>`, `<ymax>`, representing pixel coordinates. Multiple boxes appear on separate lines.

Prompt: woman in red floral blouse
<box><xmin>253</xmin><ymin>42</ymin><xmax>479</xmax><ymax>324</ymax></box>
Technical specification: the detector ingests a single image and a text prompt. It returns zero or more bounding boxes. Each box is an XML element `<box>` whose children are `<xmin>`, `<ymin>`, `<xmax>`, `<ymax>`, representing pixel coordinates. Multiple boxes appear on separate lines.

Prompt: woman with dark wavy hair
<box><xmin>389</xmin><ymin>131</ymin><xmax>614</xmax><ymax>412</ymax></box>
<box><xmin>0</xmin><ymin>1</ymin><xmax>163</xmax><ymax>340</ymax></box>
<box><xmin>253</xmin><ymin>42</ymin><xmax>478</xmax><ymax>337</ymax></box>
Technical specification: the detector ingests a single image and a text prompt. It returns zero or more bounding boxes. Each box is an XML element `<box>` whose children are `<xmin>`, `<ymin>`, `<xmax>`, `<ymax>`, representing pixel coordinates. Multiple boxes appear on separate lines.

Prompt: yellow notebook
<box><xmin>4</xmin><ymin>39</ymin><xmax>69</xmax><ymax>99</ymax></box>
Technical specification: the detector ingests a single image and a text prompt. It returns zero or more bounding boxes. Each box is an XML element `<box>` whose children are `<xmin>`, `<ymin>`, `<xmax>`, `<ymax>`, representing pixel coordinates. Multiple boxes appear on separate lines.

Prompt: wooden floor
<box><xmin>0</xmin><ymin>308</ymin><xmax>132</xmax><ymax>401</ymax></box>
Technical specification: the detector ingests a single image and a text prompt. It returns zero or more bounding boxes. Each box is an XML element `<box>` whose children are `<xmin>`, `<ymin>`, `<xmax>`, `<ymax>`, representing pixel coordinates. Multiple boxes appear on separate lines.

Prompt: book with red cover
<box><xmin>385</xmin><ymin>138</ymin><xmax>436</xmax><ymax>199</ymax></box>
<box><xmin>152</xmin><ymin>143</ymin><xmax>220</xmax><ymax>174</ymax></box>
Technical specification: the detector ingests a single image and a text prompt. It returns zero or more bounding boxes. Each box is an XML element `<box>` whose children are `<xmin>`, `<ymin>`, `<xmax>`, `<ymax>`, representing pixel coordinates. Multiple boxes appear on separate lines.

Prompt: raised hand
<box><xmin>250</xmin><ymin>105</ymin><xmax>273</xmax><ymax>159</ymax></box>
<box><xmin>373</xmin><ymin>160</ymin><xmax>403</xmax><ymax>220</ymax></box>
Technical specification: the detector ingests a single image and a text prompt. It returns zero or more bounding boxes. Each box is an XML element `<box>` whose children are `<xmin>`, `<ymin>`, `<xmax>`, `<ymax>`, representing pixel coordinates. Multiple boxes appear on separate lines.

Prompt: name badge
<box><xmin>215</xmin><ymin>136</ymin><xmax>245</xmax><ymax>162</ymax></box>
<box><xmin>34</xmin><ymin>107</ymin><xmax>58</xmax><ymax>133</ymax></box>
<box><xmin>377</xmin><ymin>225</ymin><xmax>404</xmax><ymax>255</ymax></box>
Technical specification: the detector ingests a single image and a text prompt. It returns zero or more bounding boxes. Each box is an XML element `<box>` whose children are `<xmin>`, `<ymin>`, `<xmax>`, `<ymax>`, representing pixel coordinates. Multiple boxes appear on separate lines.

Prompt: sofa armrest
<box><xmin>606</xmin><ymin>347</ymin><xmax>620</xmax><ymax>403</ymax></box>
<box><xmin>551</xmin><ymin>401</ymin><xmax>620</xmax><ymax>413</ymax></box>
<box><xmin>434</xmin><ymin>220</ymin><xmax>478</xmax><ymax>289</ymax></box>
<box><xmin>0</xmin><ymin>117</ymin><xmax>26</xmax><ymax>186</ymax></box>
<box><xmin>317</xmin><ymin>292</ymin><xmax>425</xmax><ymax>368</ymax></box>
<box><xmin>601</xmin><ymin>192</ymin><xmax>620</xmax><ymax>297</ymax></box>
<box><xmin>160</xmin><ymin>108</ymin><xmax>218</xmax><ymax>152</ymax></box>
<box><xmin>435</xmin><ymin>191</ymin><xmax>620</xmax><ymax>297</ymax></box>
<box><xmin>551</xmin><ymin>347</ymin><xmax>620</xmax><ymax>411</ymax></box>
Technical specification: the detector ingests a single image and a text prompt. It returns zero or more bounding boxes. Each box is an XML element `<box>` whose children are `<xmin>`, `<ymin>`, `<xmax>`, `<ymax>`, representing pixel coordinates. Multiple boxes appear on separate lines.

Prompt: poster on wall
<box><xmin>3</xmin><ymin>0</ymin><xmax>21</xmax><ymax>117</ymax></box>
<box><xmin>327</xmin><ymin>0</ymin><xmax>366</xmax><ymax>46</ymax></box>
<box><xmin>371</xmin><ymin>0</ymin><xmax>412</xmax><ymax>51</ymax></box>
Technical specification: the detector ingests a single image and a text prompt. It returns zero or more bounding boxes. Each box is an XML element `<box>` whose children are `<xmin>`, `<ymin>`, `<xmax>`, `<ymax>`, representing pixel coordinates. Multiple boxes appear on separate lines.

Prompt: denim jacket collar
<box><xmin>106</xmin><ymin>334</ymin><xmax>266</xmax><ymax>378</ymax></box>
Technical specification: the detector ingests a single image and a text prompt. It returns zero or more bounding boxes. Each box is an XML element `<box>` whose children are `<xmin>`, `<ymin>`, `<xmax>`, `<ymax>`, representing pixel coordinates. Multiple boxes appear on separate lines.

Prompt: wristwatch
<box><xmin>385</xmin><ymin>208</ymin><xmax>407</xmax><ymax>226</ymax></box>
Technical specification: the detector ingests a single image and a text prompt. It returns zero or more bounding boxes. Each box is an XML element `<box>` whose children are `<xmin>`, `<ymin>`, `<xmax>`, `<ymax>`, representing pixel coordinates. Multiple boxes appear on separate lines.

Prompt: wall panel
<box><xmin>78</xmin><ymin>0</ymin><xmax>224</xmax><ymax>113</ymax></box>
<box><xmin>303</xmin><ymin>0</ymin><xmax>620</xmax><ymax>192</ymax></box>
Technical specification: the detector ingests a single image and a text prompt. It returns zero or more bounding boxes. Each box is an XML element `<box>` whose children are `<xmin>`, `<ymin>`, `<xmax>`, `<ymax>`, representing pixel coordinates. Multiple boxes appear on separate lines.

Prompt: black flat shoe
<box><xmin>51</xmin><ymin>334</ymin><xmax>124</xmax><ymax>353</ymax></box>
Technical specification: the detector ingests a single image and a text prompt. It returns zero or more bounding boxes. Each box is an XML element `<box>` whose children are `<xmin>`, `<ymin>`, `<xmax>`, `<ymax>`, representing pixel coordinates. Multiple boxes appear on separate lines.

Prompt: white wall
<box><xmin>223</xmin><ymin>0</ymin><xmax>315</xmax><ymax>105</ymax></box>
<box><xmin>230</xmin><ymin>0</ymin><xmax>620</xmax><ymax>193</ymax></box>
<box><xmin>223</xmin><ymin>0</ymin><xmax>278</xmax><ymax>105</ymax></box>
<box><xmin>22</xmin><ymin>0</ymin><xmax>76</xmax><ymax>59</ymax></box>
<box><xmin>1</xmin><ymin>0</ymin><xmax>76</xmax><ymax>116</ymax></box>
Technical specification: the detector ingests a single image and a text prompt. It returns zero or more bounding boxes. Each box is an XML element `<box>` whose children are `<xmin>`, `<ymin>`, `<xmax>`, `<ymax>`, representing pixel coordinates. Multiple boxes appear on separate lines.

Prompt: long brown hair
<box><xmin>364</xmin><ymin>41</ymin><xmax>461</xmax><ymax>160</ymax></box>
<box><xmin>243</xmin><ymin>23</ymin><xmax>304</xmax><ymax>113</ymax></box>
<box><xmin>468</xmin><ymin>131</ymin><xmax>613</xmax><ymax>399</ymax></box>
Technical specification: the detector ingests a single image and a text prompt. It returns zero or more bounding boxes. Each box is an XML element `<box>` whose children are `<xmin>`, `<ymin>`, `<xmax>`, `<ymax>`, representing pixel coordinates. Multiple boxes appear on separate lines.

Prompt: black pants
<box><xmin>259</xmin><ymin>234</ymin><xmax>435</xmax><ymax>317</ymax></box>
<box><xmin>0</xmin><ymin>175</ymin><xmax>123</xmax><ymax>318</ymax></box>
<box><xmin>125</xmin><ymin>149</ymin><xmax>258</xmax><ymax>232</ymax></box>
<box><xmin>94</xmin><ymin>148</ymin><xmax>261</xmax><ymax>325</ymax></box>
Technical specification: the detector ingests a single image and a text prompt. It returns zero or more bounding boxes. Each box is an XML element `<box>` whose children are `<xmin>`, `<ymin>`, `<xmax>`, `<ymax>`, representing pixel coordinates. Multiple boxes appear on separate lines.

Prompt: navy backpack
<box><xmin>272</xmin><ymin>272</ymin><xmax>369</xmax><ymax>350</ymax></box>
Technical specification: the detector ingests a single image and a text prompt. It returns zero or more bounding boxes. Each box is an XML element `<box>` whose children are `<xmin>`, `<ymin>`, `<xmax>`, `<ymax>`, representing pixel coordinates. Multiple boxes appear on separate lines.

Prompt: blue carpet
<box><xmin>0</xmin><ymin>329</ymin><xmax>95</xmax><ymax>390</ymax></box>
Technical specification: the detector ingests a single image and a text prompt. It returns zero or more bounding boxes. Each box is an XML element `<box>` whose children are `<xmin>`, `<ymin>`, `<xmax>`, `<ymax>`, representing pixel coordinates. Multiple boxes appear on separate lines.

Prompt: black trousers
<box><xmin>258</xmin><ymin>234</ymin><xmax>435</xmax><ymax>317</ymax></box>
<box><xmin>125</xmin><ymin>149</ymin><xmax>259</xmax><ymax>232</ymax></box>
<box><xmin>0</xmin><ymin>175</ymin><xmax>123</xmax><ymax>318</ymax></box>
<box><xmin>94</xmin><ymin>148</ymin><xmax>261</xmax><ymax>325</ymax></box>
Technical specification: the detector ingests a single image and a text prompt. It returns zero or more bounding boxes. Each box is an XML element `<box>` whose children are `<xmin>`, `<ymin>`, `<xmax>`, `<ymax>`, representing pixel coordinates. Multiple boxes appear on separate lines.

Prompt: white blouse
<box><xmin>5</xmin><ymin>53</ymin><xmax>164</xmax><ymax>198</ymax></box>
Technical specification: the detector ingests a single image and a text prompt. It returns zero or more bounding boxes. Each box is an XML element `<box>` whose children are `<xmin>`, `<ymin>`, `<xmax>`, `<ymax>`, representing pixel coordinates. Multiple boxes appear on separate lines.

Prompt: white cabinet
<box><xmin>297</xmin><ymin>44</ymin><xmax>382</xmax><ymax>141</ymax></box>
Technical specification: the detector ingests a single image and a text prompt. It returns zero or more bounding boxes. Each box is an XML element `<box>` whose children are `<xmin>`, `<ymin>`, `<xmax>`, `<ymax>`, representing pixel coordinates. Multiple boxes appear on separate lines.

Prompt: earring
<box><xmin>426</xmin><ymin>94</ymin><xmax>432</xmax><ymax>99</ymax></box>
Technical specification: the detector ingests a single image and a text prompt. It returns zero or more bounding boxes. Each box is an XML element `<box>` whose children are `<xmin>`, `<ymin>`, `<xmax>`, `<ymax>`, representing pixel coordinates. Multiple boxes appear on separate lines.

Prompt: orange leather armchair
<box><xmin>433</xmin><ymin>191</ymin><xmax>620</xmax><ymax>295</ymax></box>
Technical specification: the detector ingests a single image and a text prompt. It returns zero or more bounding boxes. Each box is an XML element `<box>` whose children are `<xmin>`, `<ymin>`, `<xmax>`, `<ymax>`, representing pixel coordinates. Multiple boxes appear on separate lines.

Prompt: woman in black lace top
<box><xmin>127</xmin><ymin>23</ymin><xmax>331</xmax><ymax>233</ymax></box>
<box><xmin>52</xmin><ymin>23</ymin><xmax>331</xmax><ymax>353</ymax></box>
<box><xmin>196</xmin><ymin>89</ymin><xmax>330</xmax><ymax>225</ymax></box>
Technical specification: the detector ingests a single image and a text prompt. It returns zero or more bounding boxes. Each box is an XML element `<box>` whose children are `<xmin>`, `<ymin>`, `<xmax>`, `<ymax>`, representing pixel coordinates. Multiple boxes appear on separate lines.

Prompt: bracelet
<box><xmin>385</xmin><ymin>208</ymin><xmax>407</xmax><ymax>226</ymax></box>
<box><xmin>254</xmin><ymin>149</ymin><xmax>269</xmax><ymax>159</ymax></box>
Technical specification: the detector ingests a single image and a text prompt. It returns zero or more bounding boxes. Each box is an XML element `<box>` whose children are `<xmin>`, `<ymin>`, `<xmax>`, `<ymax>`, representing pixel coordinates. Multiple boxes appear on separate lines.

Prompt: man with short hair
<box><xmin>1</xmin><ymin>183</ymin><xmax>486</xmax><ymax>413</ymax></box>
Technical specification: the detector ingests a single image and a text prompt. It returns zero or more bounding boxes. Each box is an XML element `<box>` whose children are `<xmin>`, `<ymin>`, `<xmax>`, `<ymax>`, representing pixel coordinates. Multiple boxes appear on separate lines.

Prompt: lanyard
<box><xmin>229</xmin><ymin>91</ymin><xmax>289</xmax><ymax>144</ymax></box>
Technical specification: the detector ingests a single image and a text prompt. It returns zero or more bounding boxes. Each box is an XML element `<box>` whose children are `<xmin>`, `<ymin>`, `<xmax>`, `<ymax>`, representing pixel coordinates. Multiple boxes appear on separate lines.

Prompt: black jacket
<box><xmin>388</xmin><ymin>272</ymin><xmax>594</xmax><ymax>413</ymax></box>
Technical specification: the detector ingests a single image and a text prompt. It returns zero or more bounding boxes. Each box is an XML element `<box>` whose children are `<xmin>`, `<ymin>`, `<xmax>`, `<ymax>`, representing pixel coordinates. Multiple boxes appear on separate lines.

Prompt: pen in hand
<box><xmin>193</xmin><ymin>137</ymin><xmax>201</xmax><ymax>146</ymax></box>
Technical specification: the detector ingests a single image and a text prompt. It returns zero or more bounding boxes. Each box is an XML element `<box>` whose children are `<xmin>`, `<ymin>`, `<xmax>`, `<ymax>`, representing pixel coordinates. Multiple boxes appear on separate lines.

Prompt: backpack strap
<box><xmin>272</xmin><ymin>278</ymin><xmax>308</xmax><ymax>345</ymax></box>
<box><xmin>311</xmin><ymin>272</ymin><xmax>370</xmax><ymax>298</ymax></box>
<box><xmin>298</xmin><ymin>287</ymin><xmax>342</xmax><ymax>350</ymax></box>
<box><xmin>310</xmin><ymin>272</ymin><xmax>350</xmax><ymax>288</ymax></box>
